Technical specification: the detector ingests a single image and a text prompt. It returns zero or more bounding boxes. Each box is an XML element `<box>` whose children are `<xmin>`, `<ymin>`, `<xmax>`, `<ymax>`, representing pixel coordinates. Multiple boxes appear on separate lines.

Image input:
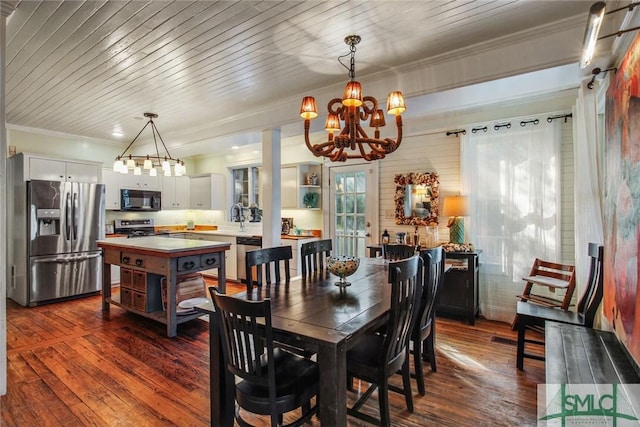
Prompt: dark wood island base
<box><xmin>98</xmin><ymin>236</ymin><xmax>230</xmax><ymax>337</ymax></box>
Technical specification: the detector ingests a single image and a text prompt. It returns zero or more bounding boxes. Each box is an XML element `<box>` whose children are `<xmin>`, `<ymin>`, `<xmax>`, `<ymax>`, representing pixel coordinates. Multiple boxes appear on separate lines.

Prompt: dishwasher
<box><xmin>236</xmin><ymin>236</ymin><xmax>262</xmax><ymax>282</ymax></box>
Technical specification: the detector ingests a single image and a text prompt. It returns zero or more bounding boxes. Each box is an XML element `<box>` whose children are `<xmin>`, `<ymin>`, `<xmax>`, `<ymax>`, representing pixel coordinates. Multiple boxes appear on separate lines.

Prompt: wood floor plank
<box><xmin>68</xmin><ymin>334</ymin><xmax>209</xmax><ymax>426</ymax></box>
<box><xmin>1</xmin><ymin>292</ymin><xmax>545</xmax><ymax>426</ymax></box>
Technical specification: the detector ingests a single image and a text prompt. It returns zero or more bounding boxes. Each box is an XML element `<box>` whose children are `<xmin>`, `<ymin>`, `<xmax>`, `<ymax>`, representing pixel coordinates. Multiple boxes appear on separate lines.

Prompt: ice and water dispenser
<box><xmin>36</xmin><ymin>209</ymin><xmax>61</xmax><ymax>236</ymax></box>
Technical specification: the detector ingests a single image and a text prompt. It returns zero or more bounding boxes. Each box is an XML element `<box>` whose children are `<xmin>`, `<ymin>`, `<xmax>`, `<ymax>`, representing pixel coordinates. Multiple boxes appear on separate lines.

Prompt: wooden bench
<box><xmin>546</xmin><ymin>321</ymin><xmax>640</xmax><ymax>384</ymax></box>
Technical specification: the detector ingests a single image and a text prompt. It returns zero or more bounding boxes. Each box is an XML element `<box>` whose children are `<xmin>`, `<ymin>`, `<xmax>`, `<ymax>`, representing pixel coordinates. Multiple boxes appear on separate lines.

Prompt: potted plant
<box><xmin>303</xmin><ymin>192</ymin><xmax>319</xmax><ymax>208</ymax></box>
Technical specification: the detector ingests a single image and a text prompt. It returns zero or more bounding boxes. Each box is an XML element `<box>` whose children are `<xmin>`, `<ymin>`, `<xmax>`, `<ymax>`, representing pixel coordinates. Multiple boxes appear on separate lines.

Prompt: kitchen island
<box><xmin>98</xmin><ymin>236</ymin><xmax>230</xmax><ymax>337</ymax></box>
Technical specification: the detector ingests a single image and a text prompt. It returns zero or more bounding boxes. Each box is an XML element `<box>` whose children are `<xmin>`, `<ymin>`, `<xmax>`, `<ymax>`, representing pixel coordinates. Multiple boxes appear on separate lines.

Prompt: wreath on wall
<box><xmin>394</xmin><ymin>172</ymin><xmax>440</xmax><ymax>226</ymax></box>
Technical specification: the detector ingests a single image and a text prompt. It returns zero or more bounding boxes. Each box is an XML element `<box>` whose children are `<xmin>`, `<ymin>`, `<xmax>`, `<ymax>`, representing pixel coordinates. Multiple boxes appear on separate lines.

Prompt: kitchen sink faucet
<box><xmin>231</xmin><ymin>203</ymin><xmax>246</xmax><ymax>232</ymax></box>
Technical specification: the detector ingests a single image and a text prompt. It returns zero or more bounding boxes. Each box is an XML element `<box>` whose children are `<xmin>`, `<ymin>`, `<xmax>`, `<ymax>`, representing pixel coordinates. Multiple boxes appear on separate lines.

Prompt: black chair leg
<box><xmin>402</xmin><ymin>357</ymin><xmax>414</xmax><ymax>412</ymax></box>
<box><xmin>413</xmin><ymin>339</ymin><xmax>426</xmax><ymax>396</ymax></box>
<box><xmin>427</xmin><ymin>329</ymin><xmax>437</xmax><ymax>372</ymax></box>
<box><xmin>516</xmin><ymin>314</ymin><xmax>525</xmax><ymax>371</ymax></box>
<box><xmin>379</xmin><ymin>381</ymin><xmax>391</xmax><ymax>427</ymax></box>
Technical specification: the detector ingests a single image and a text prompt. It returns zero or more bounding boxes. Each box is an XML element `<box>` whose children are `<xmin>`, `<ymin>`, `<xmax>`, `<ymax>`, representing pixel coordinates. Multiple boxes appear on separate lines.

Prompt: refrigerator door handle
<box><xmin>32</xmin><ymin>252</ymin><xmax>102</xmax><ymax>264</ymax></box>
<box><xmin>65</xmin><ymin>192</ymin><xmax>72</xmax><ymax>240</ymax></box>
<box><xmin>72</xmin><ymin>191</ymin><xmax>79</xmax><ymax>240</ymax></box>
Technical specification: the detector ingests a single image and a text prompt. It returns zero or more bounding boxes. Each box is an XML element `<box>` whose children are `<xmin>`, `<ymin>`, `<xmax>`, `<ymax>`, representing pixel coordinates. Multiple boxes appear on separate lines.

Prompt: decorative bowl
<box><xmin>326</xmin><ymin>256</ymin><xmax>360</xmax><ymax>287</ymax></box>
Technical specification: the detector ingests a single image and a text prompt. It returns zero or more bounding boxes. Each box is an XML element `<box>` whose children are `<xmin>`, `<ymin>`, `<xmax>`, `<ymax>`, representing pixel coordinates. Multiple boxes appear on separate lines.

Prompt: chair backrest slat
<box><xmin>381</xmin><ymin>255</ymin><xmax>423</xmax><ymax>372</ymax></box>
<box><xmin>300</xmin><ymin>239</ymin><xmax>332</xmax><ymax>275</ymax></box>
<box><xmin>581</xmin><ymin>243</ymin><xmax>604</xmax><ymax>327</ymax></box>
<box><xmin>210</xmin><ymin>288</ymin><xmax>275</xmax><ymax>386</ymax></box>
<box><xmin>383</xmin><ymin>244</ymin><xmax>418</xmax><ymax>261</ymax></box>
<box><xmin>245</xmin><ymin>246</ymin><xmax>292</xmax><ymax>292</ymax></box>
<box><xmin>414</xmin><ymin>246</ymin><xmax>445</xmax><ymax>338</ymax></box>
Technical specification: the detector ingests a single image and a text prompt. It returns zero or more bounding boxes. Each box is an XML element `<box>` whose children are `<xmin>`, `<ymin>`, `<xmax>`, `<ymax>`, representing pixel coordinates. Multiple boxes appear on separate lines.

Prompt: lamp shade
<box><xmin>386</xmin><ymin>91</ymin><xmax>406</xmax><ymax>115</ymax></box>
<box><xmin>325</xmin><ymin>113</ymin><xmax>341</xmax><ymax>133</ymax></box>
<box><xmin>300</xmin><ymin>96</ymin><xmax>318</xmax><ymax>119</ymax></box>
<box><xmin>369</xmin><ymin>109</ymin><xmax>386</xmax><ymax>128</ymax></box>
<box><xmin>442</xmin><ymin>196</ymin><xmax>468</xmax><ymax>217</ymax></box>
<box><xmin>342</xmin><ymin>81</ymin><xmax>363</xmax><ymax>107</ymax></box>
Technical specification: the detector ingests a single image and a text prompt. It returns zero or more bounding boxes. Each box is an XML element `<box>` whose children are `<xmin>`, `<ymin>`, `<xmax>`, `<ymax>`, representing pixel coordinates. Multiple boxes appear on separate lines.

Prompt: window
<box><xmin>232</xmin><ymin>166</ymin><xmax>260</xmax><ymax>207</ymax></box>
<box><xmin>461</xmin><ymin>122</ymin><xmax>562</xmax><ymax>322</ymax></box>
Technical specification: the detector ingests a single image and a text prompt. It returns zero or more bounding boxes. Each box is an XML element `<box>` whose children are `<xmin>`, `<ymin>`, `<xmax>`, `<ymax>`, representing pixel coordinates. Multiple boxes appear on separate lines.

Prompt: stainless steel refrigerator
<box><xmin>9</xmin><ymin>180</ymin><xmax>105</xmax><ymax>306</ymax></box>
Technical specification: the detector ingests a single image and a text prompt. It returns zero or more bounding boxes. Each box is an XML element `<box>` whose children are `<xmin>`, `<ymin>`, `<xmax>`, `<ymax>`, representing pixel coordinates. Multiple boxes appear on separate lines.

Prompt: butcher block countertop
<box><xmin>97</xmin><ymin>236</ymin><xmax>230</xmax><ymax>256</ymax></box>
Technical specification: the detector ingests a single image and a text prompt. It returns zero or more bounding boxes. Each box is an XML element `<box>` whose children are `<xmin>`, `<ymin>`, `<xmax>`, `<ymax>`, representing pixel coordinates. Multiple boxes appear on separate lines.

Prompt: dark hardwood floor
<box><xmin>1</xmin><ymin>281</ymin><xmax>544</xmax><ymax>426</ymax></box>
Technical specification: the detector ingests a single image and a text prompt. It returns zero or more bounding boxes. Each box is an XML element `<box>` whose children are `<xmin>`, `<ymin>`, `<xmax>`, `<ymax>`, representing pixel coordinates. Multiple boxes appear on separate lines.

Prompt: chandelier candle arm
<box><xmin>300</xmin><ymin>35</ymin><xmax>406</xmax><ymax>162</ymax></box>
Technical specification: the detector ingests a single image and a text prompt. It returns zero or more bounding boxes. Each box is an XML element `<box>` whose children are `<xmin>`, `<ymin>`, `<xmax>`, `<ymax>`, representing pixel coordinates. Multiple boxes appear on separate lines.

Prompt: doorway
<box><xmin>325</xmin><ymin>163</ymin><xmax>379</xmax><ymax>257</ymax></box>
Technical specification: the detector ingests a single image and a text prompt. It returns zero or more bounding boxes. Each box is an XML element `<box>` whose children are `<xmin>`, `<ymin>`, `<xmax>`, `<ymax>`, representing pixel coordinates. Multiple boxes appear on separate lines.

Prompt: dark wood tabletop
<box><xmin>196</xmin><ymin>257</ymin><xmax>392</xmax><ymax>426</ymax></box>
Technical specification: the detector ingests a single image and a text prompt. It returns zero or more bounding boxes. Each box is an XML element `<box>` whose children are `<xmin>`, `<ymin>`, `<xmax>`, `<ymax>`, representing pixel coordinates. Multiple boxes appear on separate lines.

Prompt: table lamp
<box><xmin>443</xmin><ymin>196</ymin><xmax>468</xmax><ymax>244</ymax></box>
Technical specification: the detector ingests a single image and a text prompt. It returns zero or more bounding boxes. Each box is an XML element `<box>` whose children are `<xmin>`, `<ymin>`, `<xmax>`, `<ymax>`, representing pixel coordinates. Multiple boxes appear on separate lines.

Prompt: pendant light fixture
<box><xmin>580</xmin><ymin>1</ymin><xmax>640</xmax><ymax>69</ymax></box>
<box><xmin>113</xmin><ymin>113</ymin><xmax>186</xmax><ymax>177</ymax></box>
<box><xmin>300</xmin><ymin>35</ymin><xmax>406</xmax><ymax>162</ymax></box>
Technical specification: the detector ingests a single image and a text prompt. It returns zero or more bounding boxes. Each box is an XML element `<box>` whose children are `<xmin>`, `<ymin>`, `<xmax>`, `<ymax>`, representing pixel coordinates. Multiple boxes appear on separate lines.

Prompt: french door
<box><xmin>325</xmin><ymin>163</ymin><xmax>379</xmax><ymax>257</ymax></box>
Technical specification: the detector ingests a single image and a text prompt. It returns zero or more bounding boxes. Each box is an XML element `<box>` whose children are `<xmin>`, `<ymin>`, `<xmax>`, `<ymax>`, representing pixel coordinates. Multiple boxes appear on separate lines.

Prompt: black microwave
<box><xmin>120</xmin><ymin>189</ymin><xmax>161</xmax><ymax>211</ymax></box>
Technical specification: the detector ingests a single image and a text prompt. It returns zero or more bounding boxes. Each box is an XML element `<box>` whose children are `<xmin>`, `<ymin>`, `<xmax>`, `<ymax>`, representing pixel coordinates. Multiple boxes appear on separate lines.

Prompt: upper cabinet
<box><xmin>162</xmin><ymin>175</ymin><xmax>191</xmax><ymax>210</ymax></box>
<box><xmin>11</xmin><ymin>153</ymin><xmax>101</xmax><ymax>183</ymax></box>
<box><xmin>119</xmin><ymin>173</ymin><xmax>161</xmax><ymax>190</ymax></box>
<box><xmin>281</xmin><ymin>162</ymin><xmax>322</xmax><ymax>210</ymax></box>
<box><xmin>102</xmin><ymin>169</ymin><xmax>121</xmax><ymax>210</ymax></box>
<box><xmin>190</xmin><ymin>174</ymin><xmax>224</xmax><ymax>210</ymax></box>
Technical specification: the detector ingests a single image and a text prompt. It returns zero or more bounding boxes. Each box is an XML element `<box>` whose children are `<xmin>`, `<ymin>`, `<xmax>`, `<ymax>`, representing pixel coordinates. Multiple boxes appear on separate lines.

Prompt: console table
<box><xmin>439</xmin><ymin>250</ymin><xmax>482</xmax><ymax>325</ymax></box>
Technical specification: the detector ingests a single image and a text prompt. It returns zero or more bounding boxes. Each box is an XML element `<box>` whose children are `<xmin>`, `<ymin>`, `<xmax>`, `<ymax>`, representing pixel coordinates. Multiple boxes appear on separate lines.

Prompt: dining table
<box><xmin>196</xmin><ymin>257</ymin><xmax>393</xmax><ymax>426</ymax></box>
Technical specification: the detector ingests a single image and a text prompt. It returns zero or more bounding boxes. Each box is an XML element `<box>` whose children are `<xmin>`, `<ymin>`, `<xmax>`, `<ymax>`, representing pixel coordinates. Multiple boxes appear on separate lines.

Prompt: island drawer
<box><xmin>200</xmin><ymin>253</ymin><xmax>221</xmax><ymax>269</ymax></box>
<box><xmin>120</xmin><ymin>252</ymin><xmax>167</xmax><ymax>273</ymax></box>
<box><xmin>121</xmin><ymin>287</ymin><xmax>133</xmax><ymax>307</ymax></box>
<box><xmin>177</xmin><ymin>255</ymin><xmax>201</xmax><ymax>272</ymax></box>
<box><xmin>132</xmin><ymin>290</ymin><xmax>163</xmax><ymax>313</ymax></box>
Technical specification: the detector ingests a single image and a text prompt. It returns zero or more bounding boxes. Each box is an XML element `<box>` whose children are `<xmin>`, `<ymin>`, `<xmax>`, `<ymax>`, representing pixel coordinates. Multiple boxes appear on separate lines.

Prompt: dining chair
<box><xmin>300</xmin><ymin>239</ymin><xmax>332</xmax><ymax>275</ymax></box>
<box><xmin>517</xmin><ymin>257</ymin><xmax>576</xmax><ymax>310</ymax></box>
<box><xmin>516</xmin><ymin>243</ymin><xmax>604</xmax><ymax>370</ymax></box>
<box><xmin>410</xmin><ymin>246</ymin><xmax>445</xmax><ymax>395</ymax></box>
<box><xmin>346</xmin><ymin>255</ymin><xmax>423</xmax><ymax>426</ymax></box>
<box><xmin>245</xmin><ymin>245</ymin><xmax>292</xmax><ymax>292</ymax></box>
<box><xmin>209</xmin><ymin>288</ymin><xmax>319</xmax><ymax>426</ymax></box>
<box><xmin>382</xmin><ymin>243</ymin><xmax>418</xmax><ymax>261</ymax></box>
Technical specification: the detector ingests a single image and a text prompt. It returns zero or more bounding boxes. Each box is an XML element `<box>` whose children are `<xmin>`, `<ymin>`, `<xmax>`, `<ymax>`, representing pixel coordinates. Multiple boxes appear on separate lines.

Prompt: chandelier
<box><xmin>300</xmin><ymin>35</ymin><xmax>406</xmax><ymax>162</ymax></box>
<box><xmin>112</xmin><ymin>112</ymin><xmax>186</xmax><ymax>177</ymax></box>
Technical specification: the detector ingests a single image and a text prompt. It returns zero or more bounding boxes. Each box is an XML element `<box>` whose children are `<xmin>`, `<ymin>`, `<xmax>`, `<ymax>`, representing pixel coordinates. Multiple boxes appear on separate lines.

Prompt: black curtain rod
<box><xmin>547</xmin><ymin>113</ymin><xmax>572</xmax><ymax>123</ymax></box>
<box><xmin>520</xmin><ymin>119</ymin><xmax>539</xmax><ymax>127</ymax></box>
<box><xmin>494</xmin><ymin>123</ymin><xmax>511</xmax><ymax>130</ymax></box>
<box><xmin>446</xmin><ymin>129</ymin><xmax>467</xmax><ymax>137</ymax></box>
<box><xmin>471</xmin><ymin>126</ymin><xmax>487</xmax><ymax>134</ymax></box>
<box><xmin>587</xmin><ymin>67</ymin><xmax>617</xmax><ymax>89</ymax></box>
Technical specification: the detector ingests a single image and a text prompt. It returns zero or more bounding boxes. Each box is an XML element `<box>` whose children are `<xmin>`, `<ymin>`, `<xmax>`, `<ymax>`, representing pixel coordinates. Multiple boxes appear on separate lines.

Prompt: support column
<box><xmin>261</xmin><ymin>129</ymin><xmax>282</xmax><ymax>249</ymax></box>
<box><xmin>0</xmin><ymin>0</ymin><xmax>17</xmax><ymax>397</ymax></box>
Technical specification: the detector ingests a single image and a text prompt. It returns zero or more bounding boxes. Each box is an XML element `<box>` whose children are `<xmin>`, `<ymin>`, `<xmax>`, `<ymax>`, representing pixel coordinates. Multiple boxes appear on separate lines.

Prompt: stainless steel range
<box><xmin>114</xmin><ymin>218</ymin><xmax>156</xmax><ymax>238</ymax></box>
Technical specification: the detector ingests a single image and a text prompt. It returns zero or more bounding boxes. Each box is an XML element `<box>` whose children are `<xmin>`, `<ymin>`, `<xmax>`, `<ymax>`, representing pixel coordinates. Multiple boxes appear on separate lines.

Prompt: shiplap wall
<box><xmin>379</xmin><ymin>131</ymin><xmax>459</xmax><ymax>244</ymax></box>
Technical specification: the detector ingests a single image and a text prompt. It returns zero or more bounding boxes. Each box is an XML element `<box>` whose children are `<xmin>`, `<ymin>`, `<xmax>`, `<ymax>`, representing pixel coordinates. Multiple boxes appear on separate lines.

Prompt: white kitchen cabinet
<box><xmin>281</xmin><ymin>237</ymin><xmax>318</xmax><ymax>277</ymax></box>
<box><xmin>12</xmin><ymin>153</ymin><xmax>101</xmax><ymax>183</ymax></box>
<box><xmin>190</xmin><ymin>174</ymin><xmax>224</xmax><ymax>210</ymax></box>
<box><xmin>119</xmin><ymin>172</ymin><xmax>161</xmax><ymax>190</ymax></box>
<box><xmin>162</xmin><ymin>176</ymin><xmax>191</xmax><ymax>209</ymax></box>
<box><xmin>281</xmin><ymin>166</ymin><xmax>298</xmax><ymax>209</ymax></box>
<box><xmin>102</xmin><ymin>169</ymin><xmax>121</xmax><ymax>210</ymax></box>
<box><xmin>280</xmin><ymin>162</ymin><xmax>322</xmax><ymax>210</ymax></box>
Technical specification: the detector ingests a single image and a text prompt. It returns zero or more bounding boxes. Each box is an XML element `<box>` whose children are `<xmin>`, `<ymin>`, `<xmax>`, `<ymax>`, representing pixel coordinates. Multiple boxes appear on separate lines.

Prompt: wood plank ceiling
<box><xmin>5</xmin><ymin>1</ymin><xmax>595</xmax><ymax>157</ymax></box>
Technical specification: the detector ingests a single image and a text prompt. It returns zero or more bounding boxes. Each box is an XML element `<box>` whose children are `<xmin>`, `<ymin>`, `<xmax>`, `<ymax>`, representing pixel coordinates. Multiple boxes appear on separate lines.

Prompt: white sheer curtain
<box><xmin>461</xmin><ymin>120</ymin><xmax>561</xmax><ymax>322</ymax></box>
<box><xmin>573</xmin><ymin>81</ymin><xmax>604</xmax><ymax>299</ymax></box>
